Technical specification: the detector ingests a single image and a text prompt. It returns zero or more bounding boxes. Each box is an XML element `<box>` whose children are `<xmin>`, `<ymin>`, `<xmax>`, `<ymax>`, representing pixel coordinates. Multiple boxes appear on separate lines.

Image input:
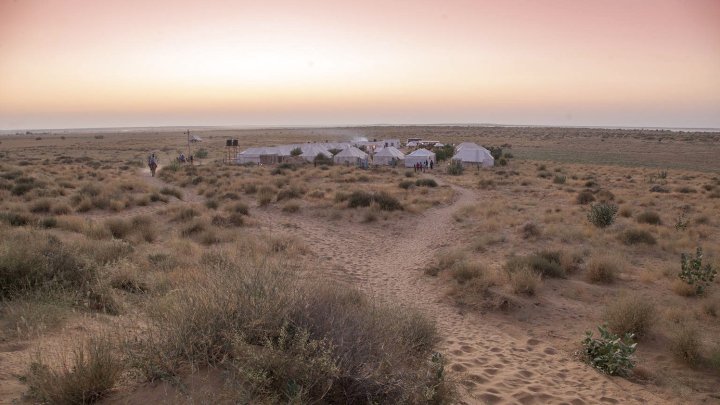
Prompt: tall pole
<box><xmin>186</xmin><ymin>130</ymin><xmax>191</xmax><ymax>157</ymax></box>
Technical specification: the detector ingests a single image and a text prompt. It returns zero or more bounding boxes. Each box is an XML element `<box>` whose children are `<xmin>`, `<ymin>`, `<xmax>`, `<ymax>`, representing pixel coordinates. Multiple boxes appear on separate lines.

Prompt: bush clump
<box><xmin>506</xmin><ymin>250</ymin><xmax>565</xmax><ymax>278</ymax></box>
<box><xmin>415</xmin><ymin>178</ymin><xmax>438</xmax><ymax>187</ymax></box>
<box><xmin>0</xmin><ymin>232</ymin><xmax>95</xmax><ymax>298</ymax></box>
<box><xmin>582</xmin><ymin>325</ymin><xmax>636</xmax><ymax>376</ymax></box>
<box><xmin>128</xmin><ymin>255</ymin><xmax>450</xmax><ymax>403</ymax></box>
<box><xmin>399</xmin><ymin>180</ymin><xmax>415</xmax><ymax>189</ymax></box>
<box><xmin>585</xmin><ymin>257</ymin><xmax>619</xmax><ymax>284</ymax></box>
<box><xmin>28</xmin><ymin>338</ymin><xmax>121</xmax><ymax>404</ymax></box>
<box><xmin>619</xmin><ymin>229</ymin><xmax>656</xmax><ymax>245</ymax></box>
<box><xmin>587</xmin><ymin>203</ymin><xmax>618</xmax><ymax>228</ymax></box>
<box><xmin>636</xmin><ymin>211</ymin><xmax>662</xmax><ymax>225</ymax></box>
<box><xmin>347</xmin><ymin>190</ymin><xmax>373</xmax><ymax>208</ymax></box>
<box><xmin>447</xmin><ymin>160</ymin><xmax>464</xmax><ymax>175</ymax></box>
<box><xmin>576</xmin><ymin>190</ymin><xmax>596</xmax><ymax>205</ymax></box>
<box><xmin>604</xmin><ymin>296</ymin><xmax>655</xmax><ymax>339</ymax></box>
<box><xmin>678</xmin><ymin>247</ymin><xmax>716</xmax><ymax>295</ymax></box>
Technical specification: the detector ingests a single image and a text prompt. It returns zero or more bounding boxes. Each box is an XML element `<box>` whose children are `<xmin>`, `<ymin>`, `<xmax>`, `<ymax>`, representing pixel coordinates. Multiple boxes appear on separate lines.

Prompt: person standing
<box><xmin>430</xmin><ymin>159</ymin><xmax>434</xmax><ymax>170</ymax></box>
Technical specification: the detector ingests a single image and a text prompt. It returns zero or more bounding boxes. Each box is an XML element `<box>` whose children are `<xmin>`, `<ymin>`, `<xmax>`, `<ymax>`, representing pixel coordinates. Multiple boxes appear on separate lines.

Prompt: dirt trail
<box><xmin>255</xmin><ymin>182</ymin><xmax>665</xmax><ymax>404</ymax></box>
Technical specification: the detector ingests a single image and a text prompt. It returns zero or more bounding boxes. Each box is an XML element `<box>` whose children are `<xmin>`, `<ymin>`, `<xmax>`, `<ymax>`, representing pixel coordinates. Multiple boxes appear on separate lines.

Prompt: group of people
<box><xmin>413</xmin><ymin>159</ymin><xmax>434</xmax><ymax>172</ymax></box>
<box><xmin>177</xmin><ymin>153</ymin><xmax>194</xmax><ymax>164</ymax></box>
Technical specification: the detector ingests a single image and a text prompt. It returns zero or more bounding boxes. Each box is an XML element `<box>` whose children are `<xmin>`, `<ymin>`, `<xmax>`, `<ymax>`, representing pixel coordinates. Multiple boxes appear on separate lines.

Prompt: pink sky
<box><xmin>1</xmin><ymin>0</ymin><xmax>719</xmax><ymax>129</ymax></box>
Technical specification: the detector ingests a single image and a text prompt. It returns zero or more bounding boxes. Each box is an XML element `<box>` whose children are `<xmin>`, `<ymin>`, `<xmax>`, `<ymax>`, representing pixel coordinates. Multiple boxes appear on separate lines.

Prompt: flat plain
<box><xmin>1</xmin><ymin>126</ymin><xmax>719</xmax><ymax>404</ymax></box>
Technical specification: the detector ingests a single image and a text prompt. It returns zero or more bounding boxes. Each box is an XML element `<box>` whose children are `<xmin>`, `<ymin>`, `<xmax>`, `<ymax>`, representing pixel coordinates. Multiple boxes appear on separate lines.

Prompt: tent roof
<box><xmin>300</xmin><ymin>144</ymin><xmax>332</xmax><ymax>158</ymax></box>
<box><xmin>456</xmin><ymin>142</ymin><xmax>483</xmax><ymax>151</ymax></box>
<box><xmin>452</xmin><ymin>147</ymin><xmax>494</xmax><ymax>162</ymax></box>
<box><xmin>407</xmin><ymin>148</ymin><xmax>435</xmax><ymax>157</ymax></box>
<box><xmin>335</xmin><ymin>146</ymin><xmax>368</xmax><ymax>158</ymax></box>
<box><xmin>239</xmin><ymin>147</ymin><xmax>277</xmax><ymax>156</ymax></box>
<box><xmin>374</xmin><ymin>146</ymin><xmax>405</xmax><ymax>158</ymax></box>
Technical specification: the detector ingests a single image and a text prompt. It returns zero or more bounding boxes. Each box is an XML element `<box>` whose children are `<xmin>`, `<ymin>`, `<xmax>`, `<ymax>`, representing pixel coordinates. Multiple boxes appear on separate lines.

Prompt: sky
<box><xmin>1</xmin><ymin>0</ymin><xmax>719</xmax><ymax>130</ymax></box>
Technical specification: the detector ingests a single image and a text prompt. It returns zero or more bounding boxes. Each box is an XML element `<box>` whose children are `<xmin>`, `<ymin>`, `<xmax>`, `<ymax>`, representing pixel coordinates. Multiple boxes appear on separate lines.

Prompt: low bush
<box><xmin>257</xmin><ymin>186</ymin><xmax>276</xmax><ymax>206</ymax></box>
<box><xmin>0</xmin><ymin>211</ymin><xmax>32</xmax><ymax>227</ymax></box>
<box><xmin>30</xmin><ymin>199</ymin><xmax>53</xmax><ymax>213</ymax></box>
<box><xmin>506</xmin><ymin>250</ymin><xmax>565</xmax><ymax>278</ymax></box>
<box><xmin>604</xmin><ymin>296</ymin><xmax>655</xmax><ymax>339</ymax></box>
<box><xmin>415</xmin><ymin>178</ymin><xmax>438</xmax><ymax>187</ymax></box>
<box><xmin>671</xmin><ymin>323</ymin><xmax>702</xmax><ymax>365</ymax></box>
<box><xmin>649</xmin><ymin>185</ymin><xmax>669</xmax><ymax>193</ymax></box>
<box><xmin>282</xmin><ymin>201</ymin><xmax>301</xmax><ymax>213</ymax></box>
<box><xmin>160</xmin><ymin>187</ymin><xmax>183</xmax><ymax>200</ymax></box>
<box><xmin>585</xmin><ymin>257</ymin><xmax>619</xmax><ymax>284</ymax></box>
<box><xmin>678</xmin><ymin>247</ymin><xmax>716</xmax><ymax>295</ymax></box>
<box><xmin>399</xmin><ymin>180</ymin><xmax>415</xmax><ymax>189</ymax></box>
<box><xmin>620</xmin><ymin>228</ymin><xmax>656</xmax><ymax>245</ymax></box>
<box><xmin>28</xmin><ymin>337</ymin><xmax>121</xmax><ymax>404</ymax></box>
<box><xmin>587</xmin><ymin>203</ymin><xmax>618</xmax><ymax>228</ymax></box>
<box><xmin>576</xmin><ymin>190</ymin><xmax>596</xmax><ymax>205</ymax></box>
<box><xmin>582</xmin><ymin>325</ymin><xmax>636</xmax><ymax>376</ymax></box>
<box><xmin>520</xmin><ymin>221</ymin><xmax>541</xmax><ymax>239</ymax></box>
<box><xmin>447</xmin><ymin>160</ymin><xmax>464</xmax><ymax>175</ymax></box>
<box><xmin>636</xmin><ymin>211</ymin><xmax>662</xmax><ymax>225</ymax></box>
<box><xmin>451</xmin><ymin>261</ymin><xmax>484</xmax><ymax>284</ymax></box>
<box><xmin>347</xmin><ymin>190</ymin><xmax>373</xmax><ymax>208</ymax></box>
<box><xmin>277</xmin><ymin>186</ymin><xmax>305</xmax><ymax>201</ymax></box>
<box><xmin>553</xmin><ymin>175</ymin><xmax>566</xmax><ymax>184</ymax></box>
<box><xmin>508</xmin><ymin>267</ymin><xmax>541</xmax><ymax>295</ymax></box>
<box><xmin>0</xmin><ymin>231</ymin><xmax>95</xmax><ymax>298</ymax></box>
<box><xmin>373</xmin><ymin>192</ymin><xmax>403</xmax><ymax>211</ymax></box>
<box><xmin>127</xmin><ymin>254</ymin><xmax>450</xmax><ymax>403</ymax></box>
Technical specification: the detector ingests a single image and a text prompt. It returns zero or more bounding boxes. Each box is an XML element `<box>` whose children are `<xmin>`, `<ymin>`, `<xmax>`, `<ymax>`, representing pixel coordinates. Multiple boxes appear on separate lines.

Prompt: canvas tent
<box><xmin>334</xmin><ymin>146</ymin><xmax>368</xmax><ymax>165</ymax></box>
<box><xmin>300</xmin><ymin>145</ymin><xmax>332</xmax><ymax>162</ymax></box>
<box><xmin>451</xmin><ymin>146</ymin><xmax>494</xmax><ymax>167</ymax></box>
<box><xmin>404</xmin><ymin>148</ymin><xmax>436</xmax><ymax>167</ymax></box>
<box><xmin>190</xmin><ymin>135</ymin><xmax>203</xmax><ymax>143</ymax></box>
<box><xmin>373</xmin><ymin>146</ymin><xmax>405</xmax><ymax>166</ymax></box>
<box><xmin>456</xmin><ymin>142</ymin><xmax>483</xmax><ymax>152</ymax></box>
<box><xmin>237</xmin><ymin>147</ymin><xmax>279</xmax><ymax>164</ymax></box>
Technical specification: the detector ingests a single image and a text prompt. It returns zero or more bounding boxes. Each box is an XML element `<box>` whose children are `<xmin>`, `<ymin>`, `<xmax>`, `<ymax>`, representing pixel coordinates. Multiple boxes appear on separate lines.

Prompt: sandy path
<box><xmin>255</xmin><ymin>182</ymin><xmax>666</xmax><ymax>404</ymax></box>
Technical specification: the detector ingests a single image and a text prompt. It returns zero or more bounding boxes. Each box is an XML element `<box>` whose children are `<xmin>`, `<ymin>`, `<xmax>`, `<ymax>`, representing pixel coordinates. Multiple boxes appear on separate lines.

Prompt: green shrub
<box><xmin>447</xmin><ymin>160</ymin><xmax>464</xmax><ymax>175</ymax></box>
<box><xmin>506</xmin><ymin>250</ymin><xmax>565</xmax><ymax>278</ymax></box>
<box><xmin>290</xmin><ymin>147</ymin><xmax>302</xmax><ymax>156</ymax></box>
<box><xmin>679</xmin><ymin>247</ymin><xmax>716</xmax><ymax>295</ymax></box>
<box><xmin>636</xmin><ymin>211</ymin><xmax>662</xmax><ymax>225</ymax></box>
<box><xmin>620</xmin><ymin>229</ymin><xmax>656</xmax><ymax>245</ymax></box>
<box><xmin>194</xmin><ymin>149</ymin><xmax>208</xmax><ymax>159</ymax></box>
<box><xmin>587</xmin><ymin>203</ymin><xmax>618</xmax><ymax>228</ymax></box>
<box><xmin>553</xmin><ymin>175</ymin><xmax>566</xmax><ymax>184</ymax></box>
<box><xmin>582</xmin><ymin>325</ymin><xmax>636</xmax><ymax>376</ymax></box>
<box><xmin>415</xmin><ymin>178</ymin><xmax>438</xmax><ymax>187</ymax></box>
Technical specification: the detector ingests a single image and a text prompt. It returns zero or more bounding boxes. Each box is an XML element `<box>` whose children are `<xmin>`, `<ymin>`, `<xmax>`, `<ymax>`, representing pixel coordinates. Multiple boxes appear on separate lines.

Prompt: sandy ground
<box><xmin>251</xmin><ymin>179</ymin><xmax>666</xmax><ymax>404</ymax></box>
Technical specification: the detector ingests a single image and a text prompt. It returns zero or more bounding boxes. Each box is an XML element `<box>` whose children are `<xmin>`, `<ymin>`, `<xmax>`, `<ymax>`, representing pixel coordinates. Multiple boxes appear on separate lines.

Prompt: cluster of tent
<box><xmin>236</xmin><ymin>142</ymin><xmax>407</xmax><ymax>166</ymax></box>
<box><xmin>236</xmin><ymin>140</ymin><xmax>494</xmax><ymax>168</ymax></box>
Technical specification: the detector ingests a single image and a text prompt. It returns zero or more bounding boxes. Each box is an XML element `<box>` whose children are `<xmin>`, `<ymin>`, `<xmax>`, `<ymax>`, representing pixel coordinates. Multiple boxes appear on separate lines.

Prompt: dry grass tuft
<box><xmin>604</xmin><ymin>295</ymin><xmax>655</xmax><ymax>339</ymax></box>
<box><xmin>28</xmin><ymin>337</ymin><xmax>121</xmax><ymax>404</ymax></box>
<box><xmin>585</xmin><ymin>257</ymin><xmax>620</xmax><ymax>284</ymax></box>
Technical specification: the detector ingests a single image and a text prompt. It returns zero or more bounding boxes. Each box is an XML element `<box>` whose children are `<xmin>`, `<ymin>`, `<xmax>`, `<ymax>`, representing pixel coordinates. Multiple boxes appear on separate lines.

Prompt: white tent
<box><xmin>190</xmin><ymin>135</ymin><xmax>203</xmax><ymax>143</ymax></box>
<box><xmin>406</xmin><ymin>141</ymin><xmax>418</xmax><ymax>148</ymax></box>
<box><xmin>334</xmin><ymin>146</ymin><xmax>368</xmax><ymax>165</ymax></box>
<box><xmin>373</xmin><ymin>146</ymin><xmax>405</xmax><ymax>166</ymax></box>
<box><xmin>300</xmin><ymin>145</ymin><xmax>332</xmax><ymax>162</ymax></box>
<box><xmin>451</xmin><ymin>147</ymin><xmax>494</xmax><ymax>167</ymax></box>
<box><xmin>237</xmin><ymin>147</ymin><xmax>278</xmax><ymax>164</ymax></box>
<box><xmin>404</xmin><ymin>148</ymin><xmax>436</xmax><ymax>167</ymax></box>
